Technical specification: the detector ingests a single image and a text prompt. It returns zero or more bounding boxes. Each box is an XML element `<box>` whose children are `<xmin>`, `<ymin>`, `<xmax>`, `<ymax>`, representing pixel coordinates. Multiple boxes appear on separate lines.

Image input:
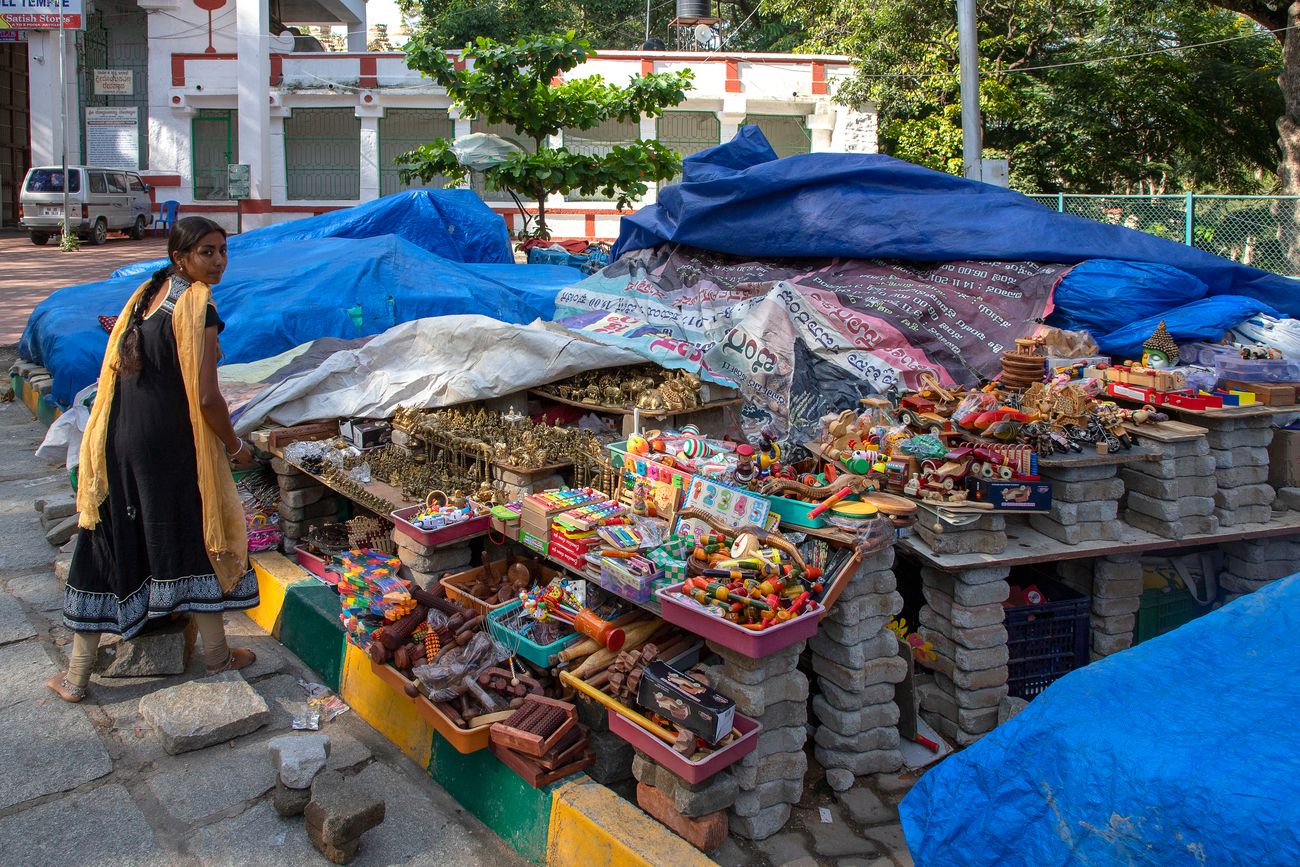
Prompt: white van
<box><xmin>18</xmin><ymin>166</ymin><xmax>155</xmax><ymax>246</ymax></box>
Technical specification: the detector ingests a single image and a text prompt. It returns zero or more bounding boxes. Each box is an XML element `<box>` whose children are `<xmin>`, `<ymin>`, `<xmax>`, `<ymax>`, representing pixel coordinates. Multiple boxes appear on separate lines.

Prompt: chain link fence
<box><xmin>1026</xmin><ymin>194</ymin><xmax>1300</xmax><ymax>278</ymax></box>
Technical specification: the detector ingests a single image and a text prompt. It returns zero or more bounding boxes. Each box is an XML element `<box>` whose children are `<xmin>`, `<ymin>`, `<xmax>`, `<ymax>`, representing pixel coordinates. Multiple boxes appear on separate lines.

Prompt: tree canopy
<box><xmin>398</xmin><ymin>32</ymin><xmax>692</xmax><ymax>238</ymax></box>
<box><xmin>396</xmin><ymin>0</ymin><xmax>801</xmax><ymax>52</ymax></box>
<box><xmin>762</xmin><ymin>0</ymin><xmax>1282</xmax><ymax>193</ymax></box>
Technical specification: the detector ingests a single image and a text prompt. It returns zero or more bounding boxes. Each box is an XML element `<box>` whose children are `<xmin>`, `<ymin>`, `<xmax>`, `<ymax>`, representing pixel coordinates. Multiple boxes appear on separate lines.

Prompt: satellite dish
<box><xmin>694</xmin><ymin>23</ymin><xmax>719</xmax><ymax>49</ymax></box>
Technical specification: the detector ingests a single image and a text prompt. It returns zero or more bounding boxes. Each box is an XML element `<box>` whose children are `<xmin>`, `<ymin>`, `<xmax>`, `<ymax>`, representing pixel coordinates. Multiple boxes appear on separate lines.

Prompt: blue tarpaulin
<box><xmin>899</xmin><ymin>574</ymin><xmax>1300</xmax><ymax>867</ymax></box>
<box><xmin>616</xmin><ymin>126</ymin><xmax>1298</xmax><ymax>317</ymax></box>
<box><xmin>111</xmin><ymin>189</ymin><xmax>514</xmax><ymax>279</ymax></box>
<box><xmin>20</xmin><ymin>232</ymin><xmax>578</xmax><ymax>407</ymax></box>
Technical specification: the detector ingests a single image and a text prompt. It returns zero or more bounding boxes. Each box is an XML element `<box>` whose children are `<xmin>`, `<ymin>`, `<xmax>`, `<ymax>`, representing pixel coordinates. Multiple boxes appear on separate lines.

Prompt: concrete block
<box><xmin>1039</xmin><ymin>463</ymin><xmax>1118</xmax><ymax>482</ymax></box>
<box><xmin>1127</xmin><ymin>454</ymin><xmax>1216</xmax><ymax>480</ymax></box>
<box><xmin>813</xmin><ymin>723</ymin><xmax>900</xmax><ymax>754</ymax></box>
<box><xmin>919</xmin><ymin>606</ymin><xmax>1008</xmax><ymax>650</ymax></box>
<box><xmin>924</xmin><ymin>630</ymin><xmax>1009</xmax><ymax>672</ymax></box>
<box><xmin>813</xmin><ymin>745</ymin><xmax>903</xmax><ymax>776</ymax></box>
<box><xmin>1207</xmin><ymin>446</ymin><xmax>1269</xmax><ymax>470</ymax></box>
<box><xmin>1125</xmin><ymin>491</ymin><xmax>1214</xmax><ymax>520</ymax></box>
<box><xmin>818</xmin><ymin>615</ymin><xmax>892</xmax><ymax>646</ymax></box>
<box><xmin>728</xmin><ymin>802</ymin><xmax>791</xmax><ymax>841</ymax></box>
<box><xmin>1029</xmin><ymin>516</ymin><xmax>1119</xmax><ymax>544</ymax></box>
<box><xmin>922</xmin><ymin>568</ymin><xmax>1010</xmax><ymax>606</ymax></box>
<box><xmin>812</xmin><ymin>696</ymin><xmax>899</xmax><ymax>737</ymax></box>
<box><xmin>1089</xmin><ymin>613</ymin><xmax>1136</xmax><ymax>636</ymax></box>
<box><xmin>1215</xmin><ymin>484</ymin><xmax>1276</xmax><ymax>510</ymax></box>
<box><xmin>1046</xmin><ymin>499</ymin><xmax>1119</xmax><ymax>525</ymax></box>
<box><xmin>1217</xmin><ymin>464</ymin><xmax>1271</xmax><ymax>488</ymax></box>
<box><xmin>1215</xmin><ymin>505</ymin><xmax>1274</xmax><ymax>527</ymax></box>
<box><xmin>808</xmin><ymin>630</ymin><xmax>897</xmax><ymax>670</ymax></box>
<box><xmin>914</xmin><ymin>511</ymin><xmax>1005</xmax><ymax>535</ymax></box>
<box><xmin>305</xmin><ymin>771</ymin><xmax>385</xmax><ymax>847</ymax></box>
<box><xmin>920</xmin><ymin>587</ymin><xmax>1005</xmax><ymax>629</ymax></box>
<box><xmin>822</xmin><ymin>591</ymin><xmax>902</xmax><ymax>625</ymax></box>
<box><xmin>810</xmin><ymin>654</ymin><xmax>907</xmax><ymax>693</ymax></box>
<box><xmin>1119</xmin><ymin>468</ymin><xmax>1216</xmax><ymax>500</ymax></box>
<box><xmin>278</xmin><ymin>497</ymin><xmax>338</xmax><ymax>522</ymax></box>
<box><xmin>1205</xmin><ymin>428</ymin><xmax>1272</xmax><ymax>449</ymax></box>
<box><xmin>1051</xmin><ymin>476</ymin><xmax>1125</xmax><ymax>503</ymax></box>
<box><xmin>816</xmin><ymin>679</ymin><xmax>895</xmax><ymax>713</ymax></box>
<box><xmin>1092</xmin><ymin>631</ymin><xmax>1132</xmax><ymax>657</ymax></box>
<box><xmin>914</xmin><ymin>524</ymin><xmax>1007</xmax><ymax>555</ymax></box>
<box><xmin>1156</xmin><ymin>437</ymin><xmax>1210</xmax><ymax>457</ymax></box>
<box><xmin>1123</xmin><ymin>510</ymin><xmax>1218</xmax><ymax>539</ymax></box>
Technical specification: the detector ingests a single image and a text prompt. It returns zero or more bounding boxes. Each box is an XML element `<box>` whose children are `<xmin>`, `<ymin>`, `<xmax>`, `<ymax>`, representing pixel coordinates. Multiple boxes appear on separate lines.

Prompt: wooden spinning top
<box><xmin>1001</xmin><ymin>338</ymin><xmax>1047</xmax><ymax>390</ymax></box>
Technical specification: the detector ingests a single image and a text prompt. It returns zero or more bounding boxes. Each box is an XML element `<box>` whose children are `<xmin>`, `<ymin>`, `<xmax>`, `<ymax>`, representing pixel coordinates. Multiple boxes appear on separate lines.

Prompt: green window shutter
<box><xmin>378</xmin><ymin>108</ymin><xmax>455</xmax><ymax>197</ymax></box>
<box><xmin>741</xmin><ymin>114</ymin><xmax>811</xmax><ymax>159</ymax></box>
<box><xmin>192</xmin><ymin>109</ymin><xmax>238</xmax><ymax>200</ymax></box>
<box><xmin>284</xmin><ymin>108</ymin><xmax>361</xmax><ymax>201</ymax></box>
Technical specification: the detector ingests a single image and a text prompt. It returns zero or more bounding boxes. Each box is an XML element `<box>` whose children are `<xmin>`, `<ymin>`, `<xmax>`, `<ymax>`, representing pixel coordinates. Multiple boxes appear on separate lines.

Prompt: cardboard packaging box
<box><xmin>965</xmin><ymin>477</ymin><xmax>1053</xmax><ymax>511</ymax></box>
<box><xmin>1269</xmin><ymin>428</ymin><xmax>1300</xmax><ymax>488</ymax></box>
<box><xmin>637</xmin><ymin>661</ymin><xmax>736</xmax><ymax>745</ymax></box>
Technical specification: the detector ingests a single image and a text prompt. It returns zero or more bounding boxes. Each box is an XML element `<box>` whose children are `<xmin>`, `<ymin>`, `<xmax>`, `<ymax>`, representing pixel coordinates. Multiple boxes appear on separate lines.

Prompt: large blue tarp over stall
<box><xmin>615</xmin><ymin>126</ymin><xmax>1298</xmax><ymax>318</ymax></box>
<box><xmin>112</xmin><ymin>189</ymin><xmax>514</xmax><ymax>279</ymax></box>
<box><xmin>20</xmin><ymin>232</ymin><xmax>578</xmax><ymax>407</ymax></box>
<box><xmin>899</xmin><ymin>574</ymin><xmax>1300</xmax><ymax>867</ymax></box>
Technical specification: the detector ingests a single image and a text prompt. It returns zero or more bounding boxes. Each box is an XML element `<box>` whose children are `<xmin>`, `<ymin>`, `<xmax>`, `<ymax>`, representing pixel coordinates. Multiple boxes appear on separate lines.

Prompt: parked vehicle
<box><xmin>18</xmin><ymin>166</ymin><xmax>154</xmax><ymax>246</ymax></box>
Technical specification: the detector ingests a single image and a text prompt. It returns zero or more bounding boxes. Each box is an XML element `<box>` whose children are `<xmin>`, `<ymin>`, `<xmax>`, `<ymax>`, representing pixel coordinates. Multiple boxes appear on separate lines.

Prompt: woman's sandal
<box><xmin>206</xmin><ymin>647</ymin><xmax>256</xmax><ymax>674</ymax></box>
<box><xmin>46</xmin><ymin>672</ymin><xmax>86</xmax><ymax>703</ymax></box>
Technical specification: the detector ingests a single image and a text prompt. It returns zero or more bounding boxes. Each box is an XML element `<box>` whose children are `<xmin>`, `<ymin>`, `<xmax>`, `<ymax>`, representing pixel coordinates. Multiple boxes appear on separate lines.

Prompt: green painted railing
<box><xmin>1027</xmin><ymin>193</ymin><xmax>1300</xmax><ymax>277</ymax></box>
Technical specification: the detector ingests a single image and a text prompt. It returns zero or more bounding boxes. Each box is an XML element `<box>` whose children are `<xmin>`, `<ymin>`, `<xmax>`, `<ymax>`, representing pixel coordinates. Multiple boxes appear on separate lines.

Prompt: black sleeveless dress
<box><xmin>63</xmin><ymin>277</ymin><xmax>259</xmax><ymax>638</ymax></box>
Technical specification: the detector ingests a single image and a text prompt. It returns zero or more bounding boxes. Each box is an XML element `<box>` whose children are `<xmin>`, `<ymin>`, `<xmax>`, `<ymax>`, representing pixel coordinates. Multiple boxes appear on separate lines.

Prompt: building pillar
<box><xmin>347</xmin><ymin>24</ymin><xmax>367</xmax><ymax>53</ymax></box>
<box><xmin>638</xmin><ymin>113</ymin><xmax>657</xmax><ymax>205</ymax></box>
<box><xmin>27</xmin><ymin>31</ymin><xmax>81</xmax><ymax>167</ymax></box>
<box><xmin>806</xmin><ymin>103</ymin><xmax>836</xmax><ymax>153</ymax></box>
<box><xmin>269</xmin><ymin>111</ymin><xmax>288</xmax><ymax>203</ymax></box>
<box><xmin>237</xmin><ymin>0</ymin><xmax>274</xmax><ymax>227</ymax></box>
<box><xmin>358</xmin><ymin>109</ymin><xmax>381</xmax><ymax>201</ymax></box>
<box><xmin>718</xmin><ymin>97</ymin><xmax>745</xmax><ymax>145</ymax></box>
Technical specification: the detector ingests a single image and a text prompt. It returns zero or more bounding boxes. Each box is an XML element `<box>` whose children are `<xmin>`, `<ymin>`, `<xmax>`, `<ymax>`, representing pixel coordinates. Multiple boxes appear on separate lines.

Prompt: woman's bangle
<box><xmin>225</xmin><ymin>438</ymin><xmax>245</xmax><ymax>458</ymax></box>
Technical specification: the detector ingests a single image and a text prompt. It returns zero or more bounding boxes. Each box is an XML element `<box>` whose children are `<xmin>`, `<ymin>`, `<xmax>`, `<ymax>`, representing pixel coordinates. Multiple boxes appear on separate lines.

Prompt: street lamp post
<box><xmin>956</xmin><ymin>0</ymin><xmax>982</xmax><ymax>181</ymax></box>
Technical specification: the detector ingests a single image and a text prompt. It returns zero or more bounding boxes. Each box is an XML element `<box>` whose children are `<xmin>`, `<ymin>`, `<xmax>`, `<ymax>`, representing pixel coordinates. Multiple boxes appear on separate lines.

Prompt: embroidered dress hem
<box><xmin>63</xmin><ymin>568</ymin><xmax>259</xmax><ymax>639</ymax></box>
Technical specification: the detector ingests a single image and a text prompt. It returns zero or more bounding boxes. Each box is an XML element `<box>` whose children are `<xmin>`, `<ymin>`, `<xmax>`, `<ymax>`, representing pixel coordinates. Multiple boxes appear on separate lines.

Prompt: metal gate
<box><xmin>657</xmin><ymin>110</ymin><xmax>720</xmax><ymax>183</ymax></box>
<box><xmin>563</xmin><ymin>117</ymin><xmax>639</xmax><ymax>202</ymax></box>
<box><xmin>193</xmin><ymin>109</ymin><xmax>237</xmax><ymax>200</ymax></box>
<box><xmin>378</xmin><ymin>108</ymin><xmax>453</xmax><ymax>197</ymax></box>
<box><xmin>284</xmin><ymin>108</ymin><xmax>361</xmax><ymax>200</ymax></box>
<box><xmin>79</xmin><ymin>0</ymin><xmax>149</xmax><ymax>168</ymax></box>
<box><xmin>742</xmin><ymin>114</ymin><xmax>810</xmax><ymax>159</ymax></box>
<box><xmin>0</xmin><ymin>42</ymin><xmax>29</xmax><ymax>226</ymax></box>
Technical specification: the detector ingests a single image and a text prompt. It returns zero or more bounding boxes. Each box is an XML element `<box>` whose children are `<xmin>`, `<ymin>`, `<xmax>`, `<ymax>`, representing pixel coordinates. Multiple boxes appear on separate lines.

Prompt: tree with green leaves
<box><xmin>398</xmin><ymin>32</ymin><xmax>692</xmax><ymax>239</ymax></box>
<box><xmin>396</xmin><ymin>0</ymin><xmax>800</xmax><ymax>52</ymax></box>
<box><xmin>763</xmin><ymin>0</ymin><xmax>1281</xmax><ymax>195</ymax></box>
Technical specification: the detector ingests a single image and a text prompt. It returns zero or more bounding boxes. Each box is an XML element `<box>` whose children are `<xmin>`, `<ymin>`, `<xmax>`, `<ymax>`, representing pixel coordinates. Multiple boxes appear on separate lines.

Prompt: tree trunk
<box><xmin>1277</xmin><ymin>2</ymin><xmax>1300</xmax><ymax>268</ymax></box>
<box><xmin>536</xmin><ymin>196</ymin><xmax>549</xmax><ymax>240</ymax></box>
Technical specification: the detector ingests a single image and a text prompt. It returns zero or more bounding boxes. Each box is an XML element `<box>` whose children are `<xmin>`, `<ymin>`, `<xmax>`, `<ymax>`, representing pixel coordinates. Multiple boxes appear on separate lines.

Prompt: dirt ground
<box><xmin>0</xmin><ymin>229</ymin><xmax>168</xmax><ymax>346</ymax></box>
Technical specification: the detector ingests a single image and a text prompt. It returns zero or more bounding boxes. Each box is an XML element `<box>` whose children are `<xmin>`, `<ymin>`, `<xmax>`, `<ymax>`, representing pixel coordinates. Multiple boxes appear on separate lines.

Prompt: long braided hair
<box><xmin>117</xmin><ymin>217</ymin><xmax>227</xmax><ymax>376</ymax></box>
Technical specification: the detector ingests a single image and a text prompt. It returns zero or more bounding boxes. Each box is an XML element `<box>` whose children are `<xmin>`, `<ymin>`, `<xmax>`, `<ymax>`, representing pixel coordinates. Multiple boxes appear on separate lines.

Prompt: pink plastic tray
<box><xmin>390</xmin><ymin>505</ymin><xmax>490</xmax><ymax>548</ymax></box>
<box><xmin>607</xmin><ymin>708</ymin><xmax>760</xmax><ymax>784</ymax></box>
<box><xmin>294</xmin><ymin>548</ymin><xmax>335</xmax><ymax>584</ymax></box>
<box><xmin>654</xmin><ymin>582</ymin><xmax>822</xmax><ymax>658</ymax></box>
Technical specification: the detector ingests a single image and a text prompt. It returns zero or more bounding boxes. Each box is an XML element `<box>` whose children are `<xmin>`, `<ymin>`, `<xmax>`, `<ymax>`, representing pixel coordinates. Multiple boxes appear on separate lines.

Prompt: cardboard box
<box><xmin>637</xmin><ymin>661</ymin><xmax>736</xmax><ymax>745</ymax></box>
<box><xmin>1269</xmin><ymin>428</ymin><xmax>1300</xmax><ymax>487</ymax></box>
<box><xmin>965</xmin><ymin>477</ymin><xmax>1053</xmax><ymax>510</ymax></box>
<box><xmin>1223</xmin><ymin>380</ymin><xmax>1298</xmax><ymax>406</ymax></box>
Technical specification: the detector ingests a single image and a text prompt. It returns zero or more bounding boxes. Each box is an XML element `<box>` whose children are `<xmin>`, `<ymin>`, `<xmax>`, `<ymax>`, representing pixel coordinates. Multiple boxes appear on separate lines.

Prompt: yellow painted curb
<box><xmin>247</xmin><ymin>551</ymin><xmax>310</xmax><ymax>638</ymax></box>
<box><xmin>339</xmin><ymin>643</ymin><xmax>434</xmax><ymax>767</ymax></box>
<box><xmin>547</xmin><ymin>777</ymin><xmax>717</xmax><ymax>867</ymax></box>
<box><xmin>20</xmin><ymin>379</ymin><xmax>40</xmax><ymax>417</ymax></box>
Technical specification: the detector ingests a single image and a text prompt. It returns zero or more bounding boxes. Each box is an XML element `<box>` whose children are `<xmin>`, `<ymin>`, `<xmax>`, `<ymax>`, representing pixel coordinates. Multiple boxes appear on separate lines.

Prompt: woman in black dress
<box><xmin>50</xmin><ymin>217</ymin><xmax>261</xmax><ymax>702</ymax></box>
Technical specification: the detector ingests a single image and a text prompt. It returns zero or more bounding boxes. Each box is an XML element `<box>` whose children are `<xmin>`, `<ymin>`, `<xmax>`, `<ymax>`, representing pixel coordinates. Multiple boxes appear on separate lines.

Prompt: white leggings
<box><xmin>65</xmin><ymin>612</ymin><xmax>230</xmax><ymax>688</ymax></box>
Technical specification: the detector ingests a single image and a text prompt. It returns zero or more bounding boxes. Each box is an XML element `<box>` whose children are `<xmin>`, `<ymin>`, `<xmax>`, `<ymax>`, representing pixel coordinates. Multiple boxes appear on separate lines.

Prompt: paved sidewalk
<box><xmin>0</xmin><ymin>400</ymin><xmax>523</xmax><ymax>867</ymax></box>
<box><xmin>0</xmin><ymin>231</ymin><xmax>167</xmax><ymax>345</ymax></box>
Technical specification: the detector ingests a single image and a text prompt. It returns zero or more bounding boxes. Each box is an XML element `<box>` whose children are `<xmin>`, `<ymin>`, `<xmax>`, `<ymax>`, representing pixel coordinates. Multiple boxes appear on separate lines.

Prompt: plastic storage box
<box><xmin>390</xmin><ymin>505</ymin><xmax>490</xmax><ymax>548</ymax></box>
<box><xmin>607</xmin><ymin>708</ymin><xmax>761</xmax><ymax>783</ymax></box>
<box><xmin>1135</xmin><ymin>585</ymin><xmax>1205</xmax><ymax>644</ymax></box>
<box><xmin>1005</xmin><ymin>576</ymin><xmax>1089</xmax><ymax>699</ymax></box>
<box><xmin>597</xmin><ymin>558</ymin><xmax>663</xmax><ymax>605</ymax></box>
<box><xmin>655</xmin><ymin>582</ymin><xmax>822</xmax><ymax>658</ymax></box>
<box><xmin>487</xmin><ymin>599</ymin><xmax>581</xmax><ymax>668</ymax></box>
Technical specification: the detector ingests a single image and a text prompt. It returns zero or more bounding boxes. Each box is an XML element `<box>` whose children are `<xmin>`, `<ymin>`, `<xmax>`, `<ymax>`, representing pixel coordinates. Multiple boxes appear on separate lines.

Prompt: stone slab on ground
<box><xmin>307</xmin><ymin>771</ymin><xmax>386</xmax><ymax>847</ymax></box>
<box><xmin>192</xmin><ymin>801</ymin><xmax>324</xmax><ymax>864</ymax></box>
<box><xmin>0</xmin><ymin>784</ymin><xmax>170</xmax><ymax>866</ymax></box>
<box><xmin>138</xmin><ymin>671</ymin><xmax>271</xmax><ymax>755</ymax></box>
<box><xmin>145</xmin><ymin>737</ymin><xmax>278</xmax><ymax>823</ymax></box>
<box><xmin>0</xmin><ymin>590</ymin><xmax>37</xmax><ymax>645</ymax></box>
<box><xmin>97</xmin><ymin>617</ymin><xmax>195</xmax><ymax>677</ymax></box>
<box><xmin>0</xmin><ymin>641</ymin><xmax>113</xmax><ymax>810</ymax></box>
<box><xmin>269</xmin><ymin>732</ymin><xmax>331</xmax><ymax>789</ymax></box>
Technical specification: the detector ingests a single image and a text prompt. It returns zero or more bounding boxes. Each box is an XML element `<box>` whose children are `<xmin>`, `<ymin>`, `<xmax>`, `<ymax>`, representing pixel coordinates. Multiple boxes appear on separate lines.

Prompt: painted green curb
<box><xmin>427</xmin><ymin>735</ymin><xmax>561</xmax><ymax>865</ymax></box>
<box><xmin>279</xmin><ymin>580</ymin><xmax>347</xmax><ymax>692</ymax></box>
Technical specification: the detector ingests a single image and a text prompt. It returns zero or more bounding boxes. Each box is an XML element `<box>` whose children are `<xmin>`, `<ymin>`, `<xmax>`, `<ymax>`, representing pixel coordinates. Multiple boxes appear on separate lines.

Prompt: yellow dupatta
<box><xmin>76</xmin><ymin>278</ymin><xmax>249</xmax><ymax>592</ymax></box>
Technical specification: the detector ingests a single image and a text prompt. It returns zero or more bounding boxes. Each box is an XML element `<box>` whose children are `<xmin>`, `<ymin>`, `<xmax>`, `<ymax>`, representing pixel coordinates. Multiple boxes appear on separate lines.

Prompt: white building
<box><xmin>20</xmin><ymin>0</ymin><xmax>876</xmax><ymax>238</ymax></box>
